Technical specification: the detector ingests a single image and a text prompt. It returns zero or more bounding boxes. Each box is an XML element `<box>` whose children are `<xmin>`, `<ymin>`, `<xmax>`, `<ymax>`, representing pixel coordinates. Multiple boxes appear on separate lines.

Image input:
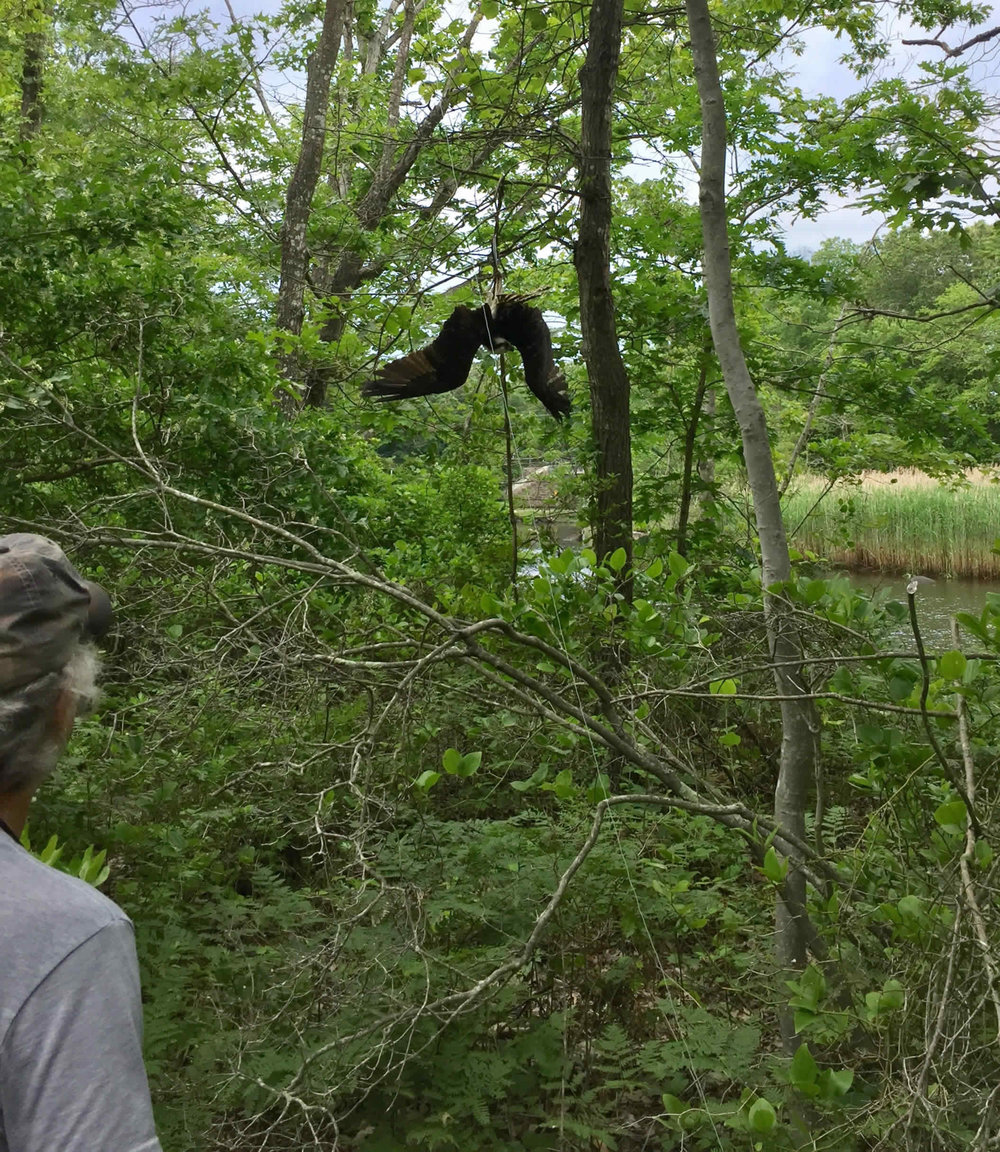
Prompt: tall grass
<box><xmin>783</xmin><ymin>469</ymin><xmax>1000</xmax><ymax>578</ymax></box>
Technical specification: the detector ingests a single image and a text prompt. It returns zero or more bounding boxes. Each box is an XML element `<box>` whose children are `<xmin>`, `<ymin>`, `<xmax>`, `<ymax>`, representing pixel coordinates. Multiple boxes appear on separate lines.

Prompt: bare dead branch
<box><xmin>902</xmin><ymin>23</ymin><xmax>1000</xmax><ymax>57</ymax></box>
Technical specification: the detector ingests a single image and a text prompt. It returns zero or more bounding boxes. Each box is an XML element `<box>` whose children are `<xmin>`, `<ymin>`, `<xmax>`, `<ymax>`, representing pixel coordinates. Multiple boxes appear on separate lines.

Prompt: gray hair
<box><xmin>0</xmin><ymin>645</ymin><xmax>100</xmax><ymax>794</ymax></box>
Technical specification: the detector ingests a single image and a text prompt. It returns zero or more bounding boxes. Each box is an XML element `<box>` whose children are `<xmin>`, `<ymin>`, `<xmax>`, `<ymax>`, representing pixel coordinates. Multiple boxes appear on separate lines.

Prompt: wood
<box><xmin>301</xmin><ymin>13</ymin><xmax>482</xmax><ymax>407</ymax></box>
<box><xmin>685</xmin><ymin>0</ymin><xmax>819</xmax><ymax>1054</ymax></box>
<box><xmin>275</xmin><ymin>0</ymin><xmax>348</xmax><ymax>362</ymax></box>
<box><xmin>19</xmin><ymin>18</ymin><xmax>46</xmax><ymax>141</ymax></box>
<box><xmin>575</xmin><ymin>0</ymin><xmax>633</xmax><ymax>599</ymax></box>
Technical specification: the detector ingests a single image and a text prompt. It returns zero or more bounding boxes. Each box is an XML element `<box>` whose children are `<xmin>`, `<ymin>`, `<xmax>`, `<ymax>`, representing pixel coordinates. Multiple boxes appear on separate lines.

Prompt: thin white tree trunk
<box><xmin>685</xmin><ymin>0</ymin><xmax>818</xmax><ymax>1054</ymax></box>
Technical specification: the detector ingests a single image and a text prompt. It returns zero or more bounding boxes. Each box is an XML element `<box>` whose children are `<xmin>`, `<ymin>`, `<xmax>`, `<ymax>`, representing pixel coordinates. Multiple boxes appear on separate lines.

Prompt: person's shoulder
<box><xmin>0</xmin><ymin>834</ymin><xmax>130</xmax><ymax>939</ymax></box>
<box><xmin>0</xmin><ymin>835</ymin><xmax>133</xmax><ymax>1042</ymax></box>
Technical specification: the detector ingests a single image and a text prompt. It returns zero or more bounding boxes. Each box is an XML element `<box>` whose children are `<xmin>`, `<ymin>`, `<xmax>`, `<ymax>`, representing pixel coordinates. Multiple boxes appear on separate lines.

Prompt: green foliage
<box><xmin>21</xmin><ymin>826</ymin><xmax>111</xmax><ymax>887</ymax></box>
<box><xmin>375</xmin><ymin>465</ymin><xmax>512</xmax><ymax>595</ymax></box>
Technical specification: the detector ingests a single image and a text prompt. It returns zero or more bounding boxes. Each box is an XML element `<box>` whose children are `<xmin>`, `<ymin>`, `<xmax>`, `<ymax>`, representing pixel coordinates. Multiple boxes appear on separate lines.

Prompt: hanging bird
<box><xmin>362</xmin><ymin>296</ymin><xmax>570</xmax><ymax>420</ymax></box>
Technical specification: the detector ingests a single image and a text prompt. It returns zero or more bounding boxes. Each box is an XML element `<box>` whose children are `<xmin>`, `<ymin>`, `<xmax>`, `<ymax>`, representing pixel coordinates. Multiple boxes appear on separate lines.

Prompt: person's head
<box><xmin>0</xmin><ymin>535</ymin><xmax>112</xmax><ymax>798</ymax></box>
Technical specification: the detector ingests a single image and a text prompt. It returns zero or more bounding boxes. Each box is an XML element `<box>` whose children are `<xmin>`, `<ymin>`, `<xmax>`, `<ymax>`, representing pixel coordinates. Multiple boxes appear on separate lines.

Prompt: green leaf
<box><xmin>747</xmin><ymin>1097</ymin><xmax>777</xmax><ymax>1133</ymax></box>
<box><xmin>667</xmin><ymin>551</ymin><xmax>690</xmax><ymax>579</ymax></box>
<box><xmin>646</xmin><ymin>557</ymin><xmax>663</xmax><ymax>579</ymax></box>
<box><xmin>608</xmin><ymin>547</ymin><xmax>627</xmax><ymax>571</ymax></box>
<box><xmin>956</xmin><ymin>612</ymin><xmax>990</xmax><ymax>642</ymax></box>
<box><xmin>938</xmin><ymin>649</ymin><xmax>967</xmax><ymax>679</ymax></box>
<box><xmin>709</xmin><ymin>678</ymin><xmax>738</xmax><ymax>695</ymax></box>
<box><xmin>804</xmin><ymin>578</ymin><xmax>828</xmax><ymax>604</ymax></box>
<box><xmin>897</xmin><ymin>894</ymin><xmax>923</xmax><ymax>920</ymax></box>
<box><xmin>442</xmin><ymin>748</ymin><xmax>462</xmax><ymax>774</ymax></box>
<box><xmin>414</xmin><ymin>770</ymin><xmax>441</xmax><ymax>792</ymax></box>
<box><xmin>661</xmin><ymin>1093</ymin><xmax>687</xmax><ymax>1116</ymax></box>
<box><xmin>791</xmin><ymin>964</ymin><xmax>826</xmax><ymax>1009</ymax></box>
<box><xmin>541</xmin><ymin>768</ymin><xmax>575</xmax><ymax>800</ymax></box>
<box><xmin>481</xmin><ymin>0</ymin><xmax>499</xmax><ymax>16</ymax></box>
<box><xmin>480</xmin><ymin>591</ymin><xmax>502</xmax><ymax>615</ymax></box>
<box><xmin>548</xmin><ymin>550</ymin><xmax>571</xmax><ymax>575</ymax></box>
<box><xmin>789</xmin><ymin>1044</ymin><xmax>818</xmax><ymax>1093</ymax></box>
<box><xmin>762</xmin><ymin>846</ymin><xmax>787</xmax><ymax>884</ymax></box>
<box><xmin>455</xmin><ymin>751</ymin><xmax>482</xmax><ymax>777</ymax></box>
<box><xmin>39</xmin><ymin>834</ymin><xmax>63</xmax><ymax>866</ymax></box>
<box><xmin>719</xmin><ymin>731</ymin><xmax>741</xmax><ymax>747</ymax></box>
<box><xmin>889</xmin><ymin>675</ymin><xmax>915</xmax><ymax>701</ymax></box>
<box><xmin>511</xmin><ymin>765</ymin><xmax>548</xmax><ymax>792</ymax></box>
<box><xmin>794</xmin><ymin>1008</ymin><xmax>817</xmax><ymax>1035</ymax></box>
<box><xmin>821</xmin><ymin>1068</ymin><xmax>854</xmax><ymax>1098</ymax></box>
<box><xmin>553</xmin><ymin>769</ymin><xmax>575</xmax><ymax>799</ymax></box>
<box><xmin>527</xmin><ymin>6</ymin><xmax>547</xmax><ymax>27</ymax></box>
<box><xmin>586</xmin><ymin>772</ymin><xmax>611</xmax><ymax>803</ymax></box>
<box><xmin>75</xmin><ymin>846</ymin><xmax>110</xmax><ymax>887</ymax></box>
<box><xmin>879</xmin><ymin>979</ymin><xmax>905</xmax><ymax>1010</ymax></box>
<box><xmin>934</xmin><ymin>800</ymin><xmax>967</xmax><ymax>829</ymax></box>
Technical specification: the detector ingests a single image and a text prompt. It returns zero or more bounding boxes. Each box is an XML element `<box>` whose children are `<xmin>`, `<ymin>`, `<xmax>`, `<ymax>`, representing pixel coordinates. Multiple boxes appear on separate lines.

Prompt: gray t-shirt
<box><xmin>0</xmin><ymin>834</ymin><xmax>162</xmax><ymax>1152</ymax></box>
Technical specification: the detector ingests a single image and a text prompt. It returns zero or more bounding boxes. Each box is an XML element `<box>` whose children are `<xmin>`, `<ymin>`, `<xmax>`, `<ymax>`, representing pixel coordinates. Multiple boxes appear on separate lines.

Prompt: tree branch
<box><xmin>902</xmin><ymin>24</ymin><xmax>1000</xmax><ymax>57</ymax></box>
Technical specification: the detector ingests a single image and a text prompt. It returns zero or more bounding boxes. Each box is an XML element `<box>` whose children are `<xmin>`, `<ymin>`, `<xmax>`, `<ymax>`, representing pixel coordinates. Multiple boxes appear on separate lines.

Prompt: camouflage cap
<box><xmin>0</xmin><ymin>534</ymin><xmax>113</xmax><ymax>694</ymax></box>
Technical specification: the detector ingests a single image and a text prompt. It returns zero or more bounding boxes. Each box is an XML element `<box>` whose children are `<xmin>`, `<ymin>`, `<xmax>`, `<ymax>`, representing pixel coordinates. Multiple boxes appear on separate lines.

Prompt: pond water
<box><xmin>846</xmin><ymin>571</ymin><xmax>1000</xmax><ymax>649</ymax></box>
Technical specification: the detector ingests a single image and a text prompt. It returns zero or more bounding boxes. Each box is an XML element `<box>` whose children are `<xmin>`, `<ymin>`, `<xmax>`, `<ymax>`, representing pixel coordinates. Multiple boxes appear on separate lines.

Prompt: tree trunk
<box><xmin>696</xmin><ymin>386</ymin><xmax>716</xmax><ymax>509</ymax></box>
<box><xmin>19</xmin><ymin>19</ymin><xmax>46</xmax><ymax>141</ymax></box>
<box><xmin>300</xmin><ymin>11</ymin><xmax>482</xmax><ymax>407</ymax></box>
<box><xmin>675</xmin><ymin>344</ymin><xmax>711</xmax><ymax>557</ymax></box>
<box><xmin>575</xmin><ymin>0</ymin><xmax>633</xmax><ymax>600</ymax></box>
<box><xmin>685</xmin><ymin>0</ymin><xmax>818</xmax><ymax>1055</ymax></box>
<box><xmin>275</xmin><ymin>0</ymin><xmax>348</xmax><ymax>379</ymax></box>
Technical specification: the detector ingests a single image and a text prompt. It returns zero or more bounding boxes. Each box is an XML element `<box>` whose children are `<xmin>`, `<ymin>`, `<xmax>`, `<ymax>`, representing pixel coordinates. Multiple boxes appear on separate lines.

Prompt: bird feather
<box><xmin>363</xmin><ymin>297</ymin><xmax>569</xmax><ymax>420</ymax></box>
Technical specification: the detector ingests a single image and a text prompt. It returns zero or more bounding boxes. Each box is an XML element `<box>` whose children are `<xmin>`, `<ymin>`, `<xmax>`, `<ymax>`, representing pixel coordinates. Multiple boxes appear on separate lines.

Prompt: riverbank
<box><xmin>784</xmin><ymin>468</ymin><xmax>1000</xmax><ymax>579</ymax></box>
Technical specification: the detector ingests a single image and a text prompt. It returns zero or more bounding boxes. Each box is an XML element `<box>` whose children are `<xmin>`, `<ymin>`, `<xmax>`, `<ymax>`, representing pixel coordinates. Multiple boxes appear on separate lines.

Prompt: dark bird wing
<box><xmin>491</xmin><ymin>298</ymin><xmax>570</xmax><ymax>421</ymax></box>
<box><xmin>363</xmin><ymin>306</ymin><xmax>488</xmax><ymax>403</ymax></box>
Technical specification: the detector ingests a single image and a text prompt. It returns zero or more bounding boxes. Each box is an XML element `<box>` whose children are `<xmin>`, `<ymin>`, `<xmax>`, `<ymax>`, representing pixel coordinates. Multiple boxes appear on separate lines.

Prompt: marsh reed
<box><xmin>783</xmin><ymin>469</ymin><xmax>1000</xmax><ymax>578</ymax></box>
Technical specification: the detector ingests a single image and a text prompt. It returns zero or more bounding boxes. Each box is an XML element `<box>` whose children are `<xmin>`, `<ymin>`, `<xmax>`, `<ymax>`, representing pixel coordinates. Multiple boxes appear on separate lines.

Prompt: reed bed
<box><xmin>783</xmin><ymin>469</ymin><xmax>1000</xmax><ymax>578</ymax></box>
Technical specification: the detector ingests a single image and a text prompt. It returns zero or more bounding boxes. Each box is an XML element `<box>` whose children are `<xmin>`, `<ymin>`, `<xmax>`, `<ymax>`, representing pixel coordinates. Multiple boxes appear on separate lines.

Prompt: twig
<box><xmin>845</xmin><ymin>297</ymin><xmax>998</xmax><ymax>326</ymax></box>
<box><xmin>779</xmin><ymin>302</ymin><xmax>847</xmax><ymax>498</ymax></box>
<box><xmin>902</xmin><ymin>23</ymin><xmax>1000</xmax><ymax>57</ymax></box>
<box><xmin>220</xmin><ymin>0</ymin><xmax>281</xmax><ymax>136</ymax></box>
<box><xmin>500</xmin><ymin>352</ymin><xmax>519</xmax><ymax>599</ymax></box>
<box><xmin>900</xmin><ymin>905</ymin><xmax>963</xmax><ymax>1143</ymax></box>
